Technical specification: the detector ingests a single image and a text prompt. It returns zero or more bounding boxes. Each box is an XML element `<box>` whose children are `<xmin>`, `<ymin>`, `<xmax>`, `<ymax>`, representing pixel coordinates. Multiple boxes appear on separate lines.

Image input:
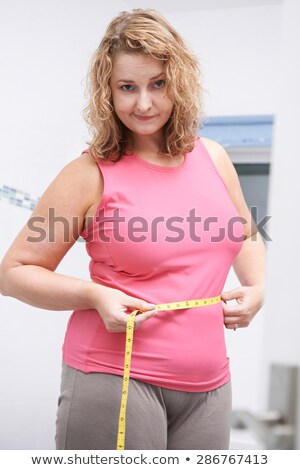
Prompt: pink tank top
<box><xmin>62</xmin><ymin>137</ymin><xmax>244</xmax><ymax>392</ymax></box>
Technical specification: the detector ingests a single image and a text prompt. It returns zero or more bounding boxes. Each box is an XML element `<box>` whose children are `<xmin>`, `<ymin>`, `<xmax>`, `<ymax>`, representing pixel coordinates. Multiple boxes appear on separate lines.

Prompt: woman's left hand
<box><xmin>221</xmin><ymin>285</ymin><xmax>264</xmax><ymax>330</ymax></box>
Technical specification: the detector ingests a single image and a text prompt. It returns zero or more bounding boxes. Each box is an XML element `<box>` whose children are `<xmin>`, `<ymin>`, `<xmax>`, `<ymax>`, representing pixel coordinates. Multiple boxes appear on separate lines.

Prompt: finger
<box><xmin>134</xmin><ymin>309</ymin><xmax>157</xmax><ymax>327</ymax></box>
<box><xmin>223</xmin><ymin>314</ymin><xmax>240</xmax><ymax>322</ymax></box>
<box><xmin>225</xmin><ymin>323</ymin><xmax>246</xmax><ymax>330</ymax></box>
<box><xmin>222</xmin><ymin>288</ymin><xmax>242</xmax><ymax>301</ymax></box>
<box><xmin>224</xmin><ymin>323</ymin><xmax>240</xmax><ymax>330</ymax></box>
<box><xmin>224</xmin><ymin>317</ymin><xmax>241</xmax><ymax>328</ymax></box>
<box><xmin>224</xmin><ymin>315</ymin><xmax>247</xmax><ymax>328</ymax></box>
<box><xmin>124</xmin><ymin>296</ymin><xmax>156</xmax><ymax>312</ymax></box>
<box><xmin>222</xmin><ymin>302</ymin><xmax>243</xmax><ymax>315</ymax></box>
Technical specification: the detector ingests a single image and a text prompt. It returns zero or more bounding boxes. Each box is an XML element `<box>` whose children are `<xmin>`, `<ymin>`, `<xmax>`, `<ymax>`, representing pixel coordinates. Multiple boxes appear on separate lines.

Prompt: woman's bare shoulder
<box><xmin>62</xmin><ymin>151</ymin><xmax>102</xmax><ymax>188</ymax></box>
<box><xmin>51</xmin><ymin>151</ymin><xmax>104</xmax><ymax>209</ymax></box>
<box><xmin>49</xmin><ymin>151</ymin><xmax>105</xmax><ymax>230</ymax></box>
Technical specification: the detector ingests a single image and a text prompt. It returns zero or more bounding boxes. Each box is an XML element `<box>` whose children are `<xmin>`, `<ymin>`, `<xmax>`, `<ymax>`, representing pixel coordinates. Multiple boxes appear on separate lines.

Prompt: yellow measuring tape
<box><xmin>116</xmin><ymin>294</ymin><xmax>222</xmax><ymax>450</ymax></box>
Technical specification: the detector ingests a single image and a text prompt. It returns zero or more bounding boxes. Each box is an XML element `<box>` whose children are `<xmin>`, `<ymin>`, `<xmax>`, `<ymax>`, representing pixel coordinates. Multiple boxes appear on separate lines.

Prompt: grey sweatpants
<box><xmin>55</xmin><ymin>361</ymin><xmax>232</xmax><ymax>450</ymax></box>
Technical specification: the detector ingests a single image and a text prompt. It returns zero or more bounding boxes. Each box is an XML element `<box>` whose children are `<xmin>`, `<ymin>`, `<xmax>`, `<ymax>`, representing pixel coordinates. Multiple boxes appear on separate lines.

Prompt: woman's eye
<box><xmin>121</xmin><ymin>84</ymin><xmax>134</xmax><ymax>92</ymax></box>
<box><xmin>121</xmin><ymin>80</ymin><xmax>166</xmax><ymax>92</ymax></box>
<box><xmin>153</xmin><ymin>80</ymin><xmax>165</xmax><ymax>89</ymax></box>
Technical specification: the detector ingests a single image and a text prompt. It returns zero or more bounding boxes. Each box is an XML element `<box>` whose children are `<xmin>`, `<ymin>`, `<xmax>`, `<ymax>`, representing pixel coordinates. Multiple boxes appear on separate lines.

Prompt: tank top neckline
<box><xmin>124</xmin><ymin>149</ymin><xmax>189</xmax><ymax>172</ymax></box>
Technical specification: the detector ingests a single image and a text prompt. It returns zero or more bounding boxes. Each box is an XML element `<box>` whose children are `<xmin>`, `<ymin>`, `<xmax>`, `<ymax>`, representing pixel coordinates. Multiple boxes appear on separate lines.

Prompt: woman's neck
<box><xmin>127</xmin><ymin>131</ymin><xmax>164</xmax><ymax>156</ymax></box>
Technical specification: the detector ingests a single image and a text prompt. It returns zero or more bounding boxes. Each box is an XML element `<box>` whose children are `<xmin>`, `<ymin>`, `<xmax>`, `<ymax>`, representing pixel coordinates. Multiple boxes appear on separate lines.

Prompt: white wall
<box><xmin>0</xmin><ymin>0</ymin><xmax>284</xmax><ymax>449</ymax></box>
<box><xmin>165</xmin><ymin>2</ymin><xmax>282</xmax><ymax>116</ymax></box>
<box><xmin>260</xmin><ymin>0</ymin><xmax>300</xmax><ymax>449</ymax></box>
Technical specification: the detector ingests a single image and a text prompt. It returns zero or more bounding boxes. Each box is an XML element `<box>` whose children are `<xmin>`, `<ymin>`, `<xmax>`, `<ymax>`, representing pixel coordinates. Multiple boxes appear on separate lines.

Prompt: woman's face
<box><xmin>110</xmin><ymin>52</ymin><xmax>174</xmax><ymax>140</ymax></box>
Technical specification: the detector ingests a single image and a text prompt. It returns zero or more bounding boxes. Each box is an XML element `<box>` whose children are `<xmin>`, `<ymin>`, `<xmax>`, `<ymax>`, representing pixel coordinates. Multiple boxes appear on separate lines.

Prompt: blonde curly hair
<box><xmin>83</xmin><ymin>9</ymin><xmax>205</xmax><ymax>161</ymax></box>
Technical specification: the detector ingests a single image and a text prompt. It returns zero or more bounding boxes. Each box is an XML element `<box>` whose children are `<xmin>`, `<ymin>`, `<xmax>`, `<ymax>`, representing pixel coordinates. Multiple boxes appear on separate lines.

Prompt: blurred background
<box><xmin>0</xmin><ymin>0</ymin><xmax>299</xmax><ymax>450</ymax></box>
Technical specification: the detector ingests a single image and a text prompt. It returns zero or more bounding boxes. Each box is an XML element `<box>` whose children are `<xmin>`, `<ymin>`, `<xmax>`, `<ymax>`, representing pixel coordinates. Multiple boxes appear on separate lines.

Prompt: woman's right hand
<box><xmin>89</xmin><ymin>283</ymin><xmax>157</xmax><ymax>333</ymax></box>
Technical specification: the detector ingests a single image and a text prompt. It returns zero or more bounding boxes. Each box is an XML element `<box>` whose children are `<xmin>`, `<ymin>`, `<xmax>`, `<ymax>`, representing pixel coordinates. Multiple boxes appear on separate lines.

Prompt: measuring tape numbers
<box><xmin>116</xmin><ymin>294</ymin><xmax>222</xmax><ymax>450</ymax></box>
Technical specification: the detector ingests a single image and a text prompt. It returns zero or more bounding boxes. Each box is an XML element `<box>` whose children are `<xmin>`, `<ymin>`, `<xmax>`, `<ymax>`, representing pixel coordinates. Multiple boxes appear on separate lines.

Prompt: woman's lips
<box><xmin>134</xmin><ymin>114</ymin><xmax>156</xmax><ymax>121</ymax></box>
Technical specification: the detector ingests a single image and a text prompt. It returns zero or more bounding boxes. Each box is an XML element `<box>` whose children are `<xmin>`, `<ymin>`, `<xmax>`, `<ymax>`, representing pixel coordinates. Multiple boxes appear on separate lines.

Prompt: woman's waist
<box><xmin>65</xmin><ymin>303</ymin><xmax>225</xmax><ymax>356</ymax></box>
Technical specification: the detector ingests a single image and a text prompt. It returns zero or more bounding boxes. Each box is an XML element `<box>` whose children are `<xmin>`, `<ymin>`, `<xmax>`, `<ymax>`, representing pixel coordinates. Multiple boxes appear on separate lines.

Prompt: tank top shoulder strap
<box><xmin>81</xmin><ymin>147</ymin><xmax>98</xmax><ymax>163</ymax></box>
<box><xmin>196</xmin><ymin>137</ymin><xmax>228</xmax><ymax>192</ymax></box>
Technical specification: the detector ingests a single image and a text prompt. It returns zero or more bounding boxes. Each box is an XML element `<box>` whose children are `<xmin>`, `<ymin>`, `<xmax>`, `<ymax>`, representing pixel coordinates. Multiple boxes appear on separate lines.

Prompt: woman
<box><xmin>0</xmin><ymin>9</ymin><xmax>265</xmax><ymax>450</ymax></box>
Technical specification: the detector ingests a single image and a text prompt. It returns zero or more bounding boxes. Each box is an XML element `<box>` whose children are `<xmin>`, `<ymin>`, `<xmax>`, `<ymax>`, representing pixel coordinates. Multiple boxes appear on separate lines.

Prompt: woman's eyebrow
<box><xmin>116</xmin><ymin>73</ymin><xmax>165</xmax><ymax>84</ymax></box>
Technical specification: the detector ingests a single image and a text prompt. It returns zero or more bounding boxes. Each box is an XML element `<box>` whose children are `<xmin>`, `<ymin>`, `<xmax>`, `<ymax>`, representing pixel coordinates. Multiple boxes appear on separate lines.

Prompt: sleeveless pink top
<box><xmin>62</xmin><ymin>137</ymin><xmax>244</xmax><ymax>392</ymax></box>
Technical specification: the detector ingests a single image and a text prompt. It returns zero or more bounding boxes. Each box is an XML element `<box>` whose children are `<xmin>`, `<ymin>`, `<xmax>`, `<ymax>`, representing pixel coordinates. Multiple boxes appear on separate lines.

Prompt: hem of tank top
<box><xmin>61</xmin><ymin>356</ymin><xmax>231</xmax><ymax>392</ymax></box>
<box><xmin>197</xmin><ymin>138</ymin><xmax>229</xmax><ymax>192</ymax></box>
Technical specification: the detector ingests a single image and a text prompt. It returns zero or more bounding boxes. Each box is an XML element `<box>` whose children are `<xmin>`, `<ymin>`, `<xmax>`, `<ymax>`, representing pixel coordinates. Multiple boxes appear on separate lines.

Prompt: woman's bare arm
<box><xmin>0</xmin><ymin>153</ymin><xmax>105</xmax><ymax>310</ymax></box>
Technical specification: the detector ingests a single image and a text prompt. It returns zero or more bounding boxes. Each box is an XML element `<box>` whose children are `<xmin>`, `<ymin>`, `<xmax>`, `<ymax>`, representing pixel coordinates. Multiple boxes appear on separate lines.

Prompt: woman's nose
<box><xmin>136</xmin><ymin>90</ymin><xmax>152</xmax><ymax>113</ymax></box>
